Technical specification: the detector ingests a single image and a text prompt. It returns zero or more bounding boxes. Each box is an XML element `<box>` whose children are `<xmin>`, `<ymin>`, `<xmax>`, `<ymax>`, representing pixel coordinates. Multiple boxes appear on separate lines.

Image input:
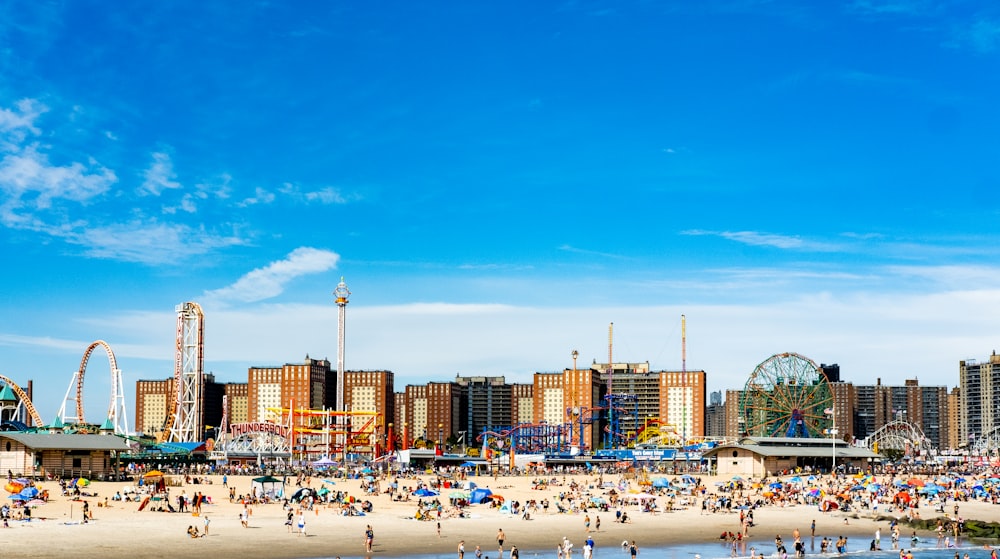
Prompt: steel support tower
<box><xmin>170</xmin><ymin>302</ymin><xmax>205</xmax><ymax>443</ymax></box>
<box><xmin>334</xmin><ymin>278</ymin><xmax>351</xmax><ymax>455</ymax></box>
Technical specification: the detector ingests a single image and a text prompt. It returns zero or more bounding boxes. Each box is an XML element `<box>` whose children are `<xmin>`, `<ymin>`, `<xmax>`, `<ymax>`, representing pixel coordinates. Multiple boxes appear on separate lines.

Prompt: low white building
<box><xmin>702</xmin><ymin>436</ymin><xmax>880</xmax><ymax>477</ymax></box>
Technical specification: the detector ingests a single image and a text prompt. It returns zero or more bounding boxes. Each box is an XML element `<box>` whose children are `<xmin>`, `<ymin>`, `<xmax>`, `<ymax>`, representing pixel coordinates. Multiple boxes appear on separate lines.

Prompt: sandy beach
<box><xmin>3</xmin><ymin>472</ymin><xmax>998</xmax><ymax>559</ymax></box>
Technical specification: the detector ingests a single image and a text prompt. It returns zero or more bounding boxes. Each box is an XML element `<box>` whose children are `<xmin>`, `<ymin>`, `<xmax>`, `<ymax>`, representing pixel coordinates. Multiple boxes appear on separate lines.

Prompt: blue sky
<box><xmin>2</xmin><ymin>1</ymin><xmax>1000</xmax><ymax>423</ymax></box>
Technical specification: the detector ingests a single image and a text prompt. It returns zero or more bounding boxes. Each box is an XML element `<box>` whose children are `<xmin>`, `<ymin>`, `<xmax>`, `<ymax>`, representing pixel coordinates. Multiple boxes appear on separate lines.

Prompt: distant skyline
<box><xmin>2</xmin><ymin>1</ymin><xmax>1000</xmax><ymax>422</ymax></box>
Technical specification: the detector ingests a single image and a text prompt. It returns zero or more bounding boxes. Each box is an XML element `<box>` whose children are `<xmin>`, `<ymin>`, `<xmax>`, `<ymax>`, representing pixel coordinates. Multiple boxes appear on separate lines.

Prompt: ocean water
<box><xmin>314</xmin><ymin>538</ymin><xmax>995</xmax><ymax>559</ymax></box>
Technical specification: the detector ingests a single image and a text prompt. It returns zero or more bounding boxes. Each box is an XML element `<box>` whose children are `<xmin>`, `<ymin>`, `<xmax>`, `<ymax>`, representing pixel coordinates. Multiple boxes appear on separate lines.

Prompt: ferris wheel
<box><xmin>739</xmin><ymin>352</ymin><xmax>833</xmax><ymax>438</ymax></box>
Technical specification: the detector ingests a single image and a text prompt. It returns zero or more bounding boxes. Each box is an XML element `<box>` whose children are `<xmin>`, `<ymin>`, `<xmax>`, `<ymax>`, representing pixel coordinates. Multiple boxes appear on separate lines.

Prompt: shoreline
<box><xmin>1</xmin><ymin>473</ymin><xmax>993</xmax><ymax>559</ymax></box>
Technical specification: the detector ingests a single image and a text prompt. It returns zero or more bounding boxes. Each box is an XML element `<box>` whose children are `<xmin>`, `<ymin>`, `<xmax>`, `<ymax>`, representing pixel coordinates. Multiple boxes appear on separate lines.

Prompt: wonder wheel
<box><xmin>739</xmin><ymin>352</ymin><xmax>832</xmax><ymax>438</ymax></box>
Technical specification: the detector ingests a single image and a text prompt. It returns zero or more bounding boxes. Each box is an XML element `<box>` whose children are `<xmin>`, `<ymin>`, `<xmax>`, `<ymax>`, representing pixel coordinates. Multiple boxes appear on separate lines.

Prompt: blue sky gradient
<box><xmin>2</xmin><ymin>1</ymin><xmax>999</xmax><ymax>421</ymax></box>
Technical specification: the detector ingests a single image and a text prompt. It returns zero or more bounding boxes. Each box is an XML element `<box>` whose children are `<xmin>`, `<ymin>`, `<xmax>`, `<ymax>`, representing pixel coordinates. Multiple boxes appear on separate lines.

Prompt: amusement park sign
<box><xmin>229</xmin><ymin>422</ymin><xmax>290</xmax><ymax>439</ymax></box>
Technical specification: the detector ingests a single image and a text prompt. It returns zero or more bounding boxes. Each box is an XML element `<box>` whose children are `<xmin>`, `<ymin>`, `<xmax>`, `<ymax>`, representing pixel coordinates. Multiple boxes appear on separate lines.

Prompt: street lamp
<box><xmin>825</xmin><ymin>407</ymin><xmax>837</xmax><ymax>476</ymax></box>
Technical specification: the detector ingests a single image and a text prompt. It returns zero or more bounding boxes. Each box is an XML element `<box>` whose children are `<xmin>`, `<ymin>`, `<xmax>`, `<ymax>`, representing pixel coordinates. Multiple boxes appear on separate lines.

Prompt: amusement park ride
<box><xmin>0</xmin><ymin>298</ymin><xmax>987</xmax><ymax>465</ymax></box>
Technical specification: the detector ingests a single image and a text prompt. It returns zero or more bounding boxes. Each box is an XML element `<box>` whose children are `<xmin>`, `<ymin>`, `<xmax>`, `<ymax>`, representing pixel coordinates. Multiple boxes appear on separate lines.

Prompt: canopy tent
<box><xmin>251</xmin><ymin>476</ymin><xmax>285</xmax><ymax>499</ymax></box>
<box><xmin>312</xmin><ymin>457</ymin><xmax>337</xmax><ymax>468</ymax></box>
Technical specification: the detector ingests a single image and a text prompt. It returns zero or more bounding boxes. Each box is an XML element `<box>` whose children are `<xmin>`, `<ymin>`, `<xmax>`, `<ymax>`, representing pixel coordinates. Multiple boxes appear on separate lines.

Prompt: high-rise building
<box><xmin>828</xmin><ymin>381</ymin><xmax>856</xmax><ymax>442</ymax></box>
<box><xmin>135</xmin><ymin>378</ymin><xmax>174</xmax><ymax>436</ymax></box>
<box><xmin>224</xmin><ymin>383</ymin><xmax>249</xmax><ymax>425</ymax></box>
<box><xmin>946</xmin><ymin>387</ymin><xmax>961</xmax><ymax>450</ymax></box>
<box><xmin>247</xmin><ymin>356</ymin><xmax>331</xmax><ymax>423</ymax></box>
<box><xmin>658</xmin><ymin>370</ymin><xmax>706</xmax><ymax>439</ymax></box>
<box><xmin>724</xmin><ymin>389</ymin><xmax>743</xmax><ymax>438</ymax></box>
<box><xmin>454</xmin><ymin>375</ymin><xmax>510</xmax><ymax>442</ymax></box>
<box><xmin>511</xmin><ymin>383</ymin><xmax>534</xmax><ymax>425</ymax></box>
<box><xmin>706</xmin><ymin>390</ymin><xmax>726</xmax><ymax>438</ymax></box>
<box><xmin>402</xmin><ymin>382</ymin><xmax>465</xmax><ymax>445</ymax></box>
<box><xmin>959</xmin><ymin>352</ymin><xmax>1000</xmax><ymax>446</ymax></box>
<box><xmin>533</xmin><ymin>372</ymin><xmax>565</xmax><ymax>426</ymax></box>
<box><xmin>135</xmin><ymin>373</ymin><xmax>225</xmax><ymax>439</ymax></box>
<box><xmin>343</xmin><ymin>370</ymin><xmax>394</xmax><ymax>437</ymax></box>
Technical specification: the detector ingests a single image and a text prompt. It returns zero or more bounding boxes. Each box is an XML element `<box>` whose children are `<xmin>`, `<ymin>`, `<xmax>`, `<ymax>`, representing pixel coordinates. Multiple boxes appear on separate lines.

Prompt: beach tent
<box><xmin>413</xmin><ymin>488</ymin><xmax>438</xmax><ymax>497</ymax></box>
<box><xmin>251</xmin><ymin>476</ymin><xmax>285</xmax><ymax>499</ymax></box>
<box><xmin>652</xmin><ymin>477</ymin><xmax>670</xmax><ymax>488</ymax></box>
<box><xmin>470</xmin><ymin>487</ymin><xmax>492</xmax><ymax>504</ymax></box>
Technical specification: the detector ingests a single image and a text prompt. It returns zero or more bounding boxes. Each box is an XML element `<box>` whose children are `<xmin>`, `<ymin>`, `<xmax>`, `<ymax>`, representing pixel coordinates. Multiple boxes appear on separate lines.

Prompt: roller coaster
<box><xmin>0</xmin><ymin>337</ymin><xmax>130</xmax><ymax>435</ymax></box>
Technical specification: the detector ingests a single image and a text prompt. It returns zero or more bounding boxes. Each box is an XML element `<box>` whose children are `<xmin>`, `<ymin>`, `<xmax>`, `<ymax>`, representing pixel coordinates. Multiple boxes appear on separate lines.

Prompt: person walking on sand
<box><xmin>811</xmin><ymin>519</ymin><xmax>816</xmax><ymax>537</ymax></box>
<box><xmin>365</xmin><ymin>524</ymin><xmax>375</xmax><ymax>552</ymax></box>
<box><xmin>458</xmin><ymin>540</ymin><xmax>465</xmax><ymax>559</ymax></box>
<box><xmin>297</xmin><ymin>511</ymin><xmax>306</xmax><ymax>536</ymax></box>
<box><xmin>203</xmin><ymin>515</ymin><xmax>210</xmax><ymax>537</ymax></box>
<box><xmin>497</xmin><ymin>528</ymin><xmax>506</xmax><ymax>556</ymax></box>
<box><xmin>585</xmin><ymin>514</ymin><xmax>591</xmax><ymax>532</ymax></box>
<box><xmin>595</xmin><ymin>516</ymin><xmax>601</xmax><ymax>532</ymax></box>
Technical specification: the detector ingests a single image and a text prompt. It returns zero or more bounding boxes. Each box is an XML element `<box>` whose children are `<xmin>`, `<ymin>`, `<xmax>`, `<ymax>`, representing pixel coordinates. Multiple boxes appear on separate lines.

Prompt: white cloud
<box><xmin>0</xmin><ymin>98</ymin><xmax>44</xmax><ymax>138</ymax></box>
<box><xmin>305</xmin><ymin>187</ymin><xmax>347</xmax><ymax>204</ymax></box>
<box><xmin>238</xmin><ymin>186</ymin><xmax>276</xmax><ymax>207</ymax></box>
<box><xmin>139</xmin><ymin>151</ymin><xmax>181</xmax><ymax>196</ymax></box>
<box><xmin>0</xmin><ymin>145</ymin><xmax>117</xmax><ymax>226</ymax></box>
<box><xmin>204</xmin><ymin>247</ymin><xmax>340</xmax><ymax>303</ymax></box>
<box><xmin>682</xmin><ymin>229</ymin><xmax>843</xmax><ymax>251</ymax></box>
<box><xmin>558</xmin><ymin>244</ymin><xmax>631</xmax><ymax>259</ymax></box>
<box><xmin>71</xmin><ymin>220</ymin><xmax>246</xmax><ymax>264</ymax></box>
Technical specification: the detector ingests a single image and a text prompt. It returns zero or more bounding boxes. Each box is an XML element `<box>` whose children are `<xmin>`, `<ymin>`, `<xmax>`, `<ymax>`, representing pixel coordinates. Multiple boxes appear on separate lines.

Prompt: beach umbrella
<box><xmin>894</xmin><ymin>492</ymin><xmax>911</xmax><ymax>503</ymax></box>
<box><xmin>460</xmin><ymin>461</ymin><xmax>479</xmax><ymax>468</ymax></box>
<box><xmin>487</xmin><ymin>494</ymin><xmax>504</xmax><ymax>502</ymax></box>
<box><xmin>788</xmin><ymin>476</ymin><xmax>803</xmax><ymax>484</ymax></box>
<box><xmin>413</xmin><ymin>488</ymin><xmax>438</xmax><ymax>497</ymax></box>
<box><xmin>634</xmin><ymin>493</ymin><xmax>657</xmax><ymax>501</ymax></box>
<box><xmin>866</xmin><ymin>483</ymin><xmax>882</xmax><ymax>492</ymax></box>
<box><xmin>907</xmin><ymin>478</ymin><xmax>925</xmax><ymax>487</ymax></box>
<box><xmin>449</xmin><ymin>491</ymin><xmax>469</xmax><ymax>500</ymax></box>
<box><xmin>7</xmin><ymin>494</ymin><xmax>25</xmax><ymax>500</ymax></box>
<box><xmin>731</xmin><ymin>475</ymin><xmax>744</xmax><ymax>481</ymax></box>
<box><xmin>769</xmin><ymin>482</ymin><xmax>783</xmax><ymax>489</ymax></box>
<box><xmin>361</xmin><ymin>467</ymin><xmax>375</xmax><ymax>474</ymax></box>
<box><xmin>806</xmin><ymin>475</ymin><xmax>817</xmax><ymax>483</ymax></box>
<box><xmin>322</xmin><ymin>479</ymin><xmax>336</xmax><ymax>485</ymax></box>
<box><xmin>18</xmin><ymin>487</ymin><xmax>38</xmax><ymax>498</ymax></box>
<box><xmin>77</xmin><ymin>478</ymin><xmax>90</xmax><ymax>487</ymax></box>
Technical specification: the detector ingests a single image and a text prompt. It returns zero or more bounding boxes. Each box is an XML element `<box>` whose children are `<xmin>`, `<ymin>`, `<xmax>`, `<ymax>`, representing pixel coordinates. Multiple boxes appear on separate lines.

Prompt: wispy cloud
<box><xmin>946</xmin><ymin>17</ymin><xmax>1000</xmax><ymax>54</ymax></box>
<box><xmin>280</xmin><ymin>182</ymin><xmax>358</xmax><ymax>205</ymax></box>
<box><xmin>682</xmin><ymin>229</ymin><xmax>842</xmax><ymax>251</ymax></box>
<box><xmin>237</xmin><ymin>186</ymin><xmax>276</xmax><ymax>207</ymax></box>
<box><xmin>71</xmin><ymin>220</ymin><xmax>246</xmax><ymax>264</ymax></box>
<box><xmin>0</xmin><ymin>144</ymin><xmax>117</xmax><ymax>229</ymax></box>
<box><xmin>139</xmin><ymin>151</ymin><xmax>181</xmax><ymax>196</ymax></box>
<box><xmin>204</xmin><ymin>247</ymin><xmax>340</xmax><ymax>303</ymax></box>
<box><xmin>0</xmin><ymin>98</ymin><xmax>44</xmax><ymax>140</ymax></box>
<box><xmin>848</xmin><ymin>0</ymin><xmax>934</xmax><ymax>16</ymax></box>
<box><xmin>558</xmin><ymin>244</ymin><xmax>631</xmax><ymax>260</ymax></box>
